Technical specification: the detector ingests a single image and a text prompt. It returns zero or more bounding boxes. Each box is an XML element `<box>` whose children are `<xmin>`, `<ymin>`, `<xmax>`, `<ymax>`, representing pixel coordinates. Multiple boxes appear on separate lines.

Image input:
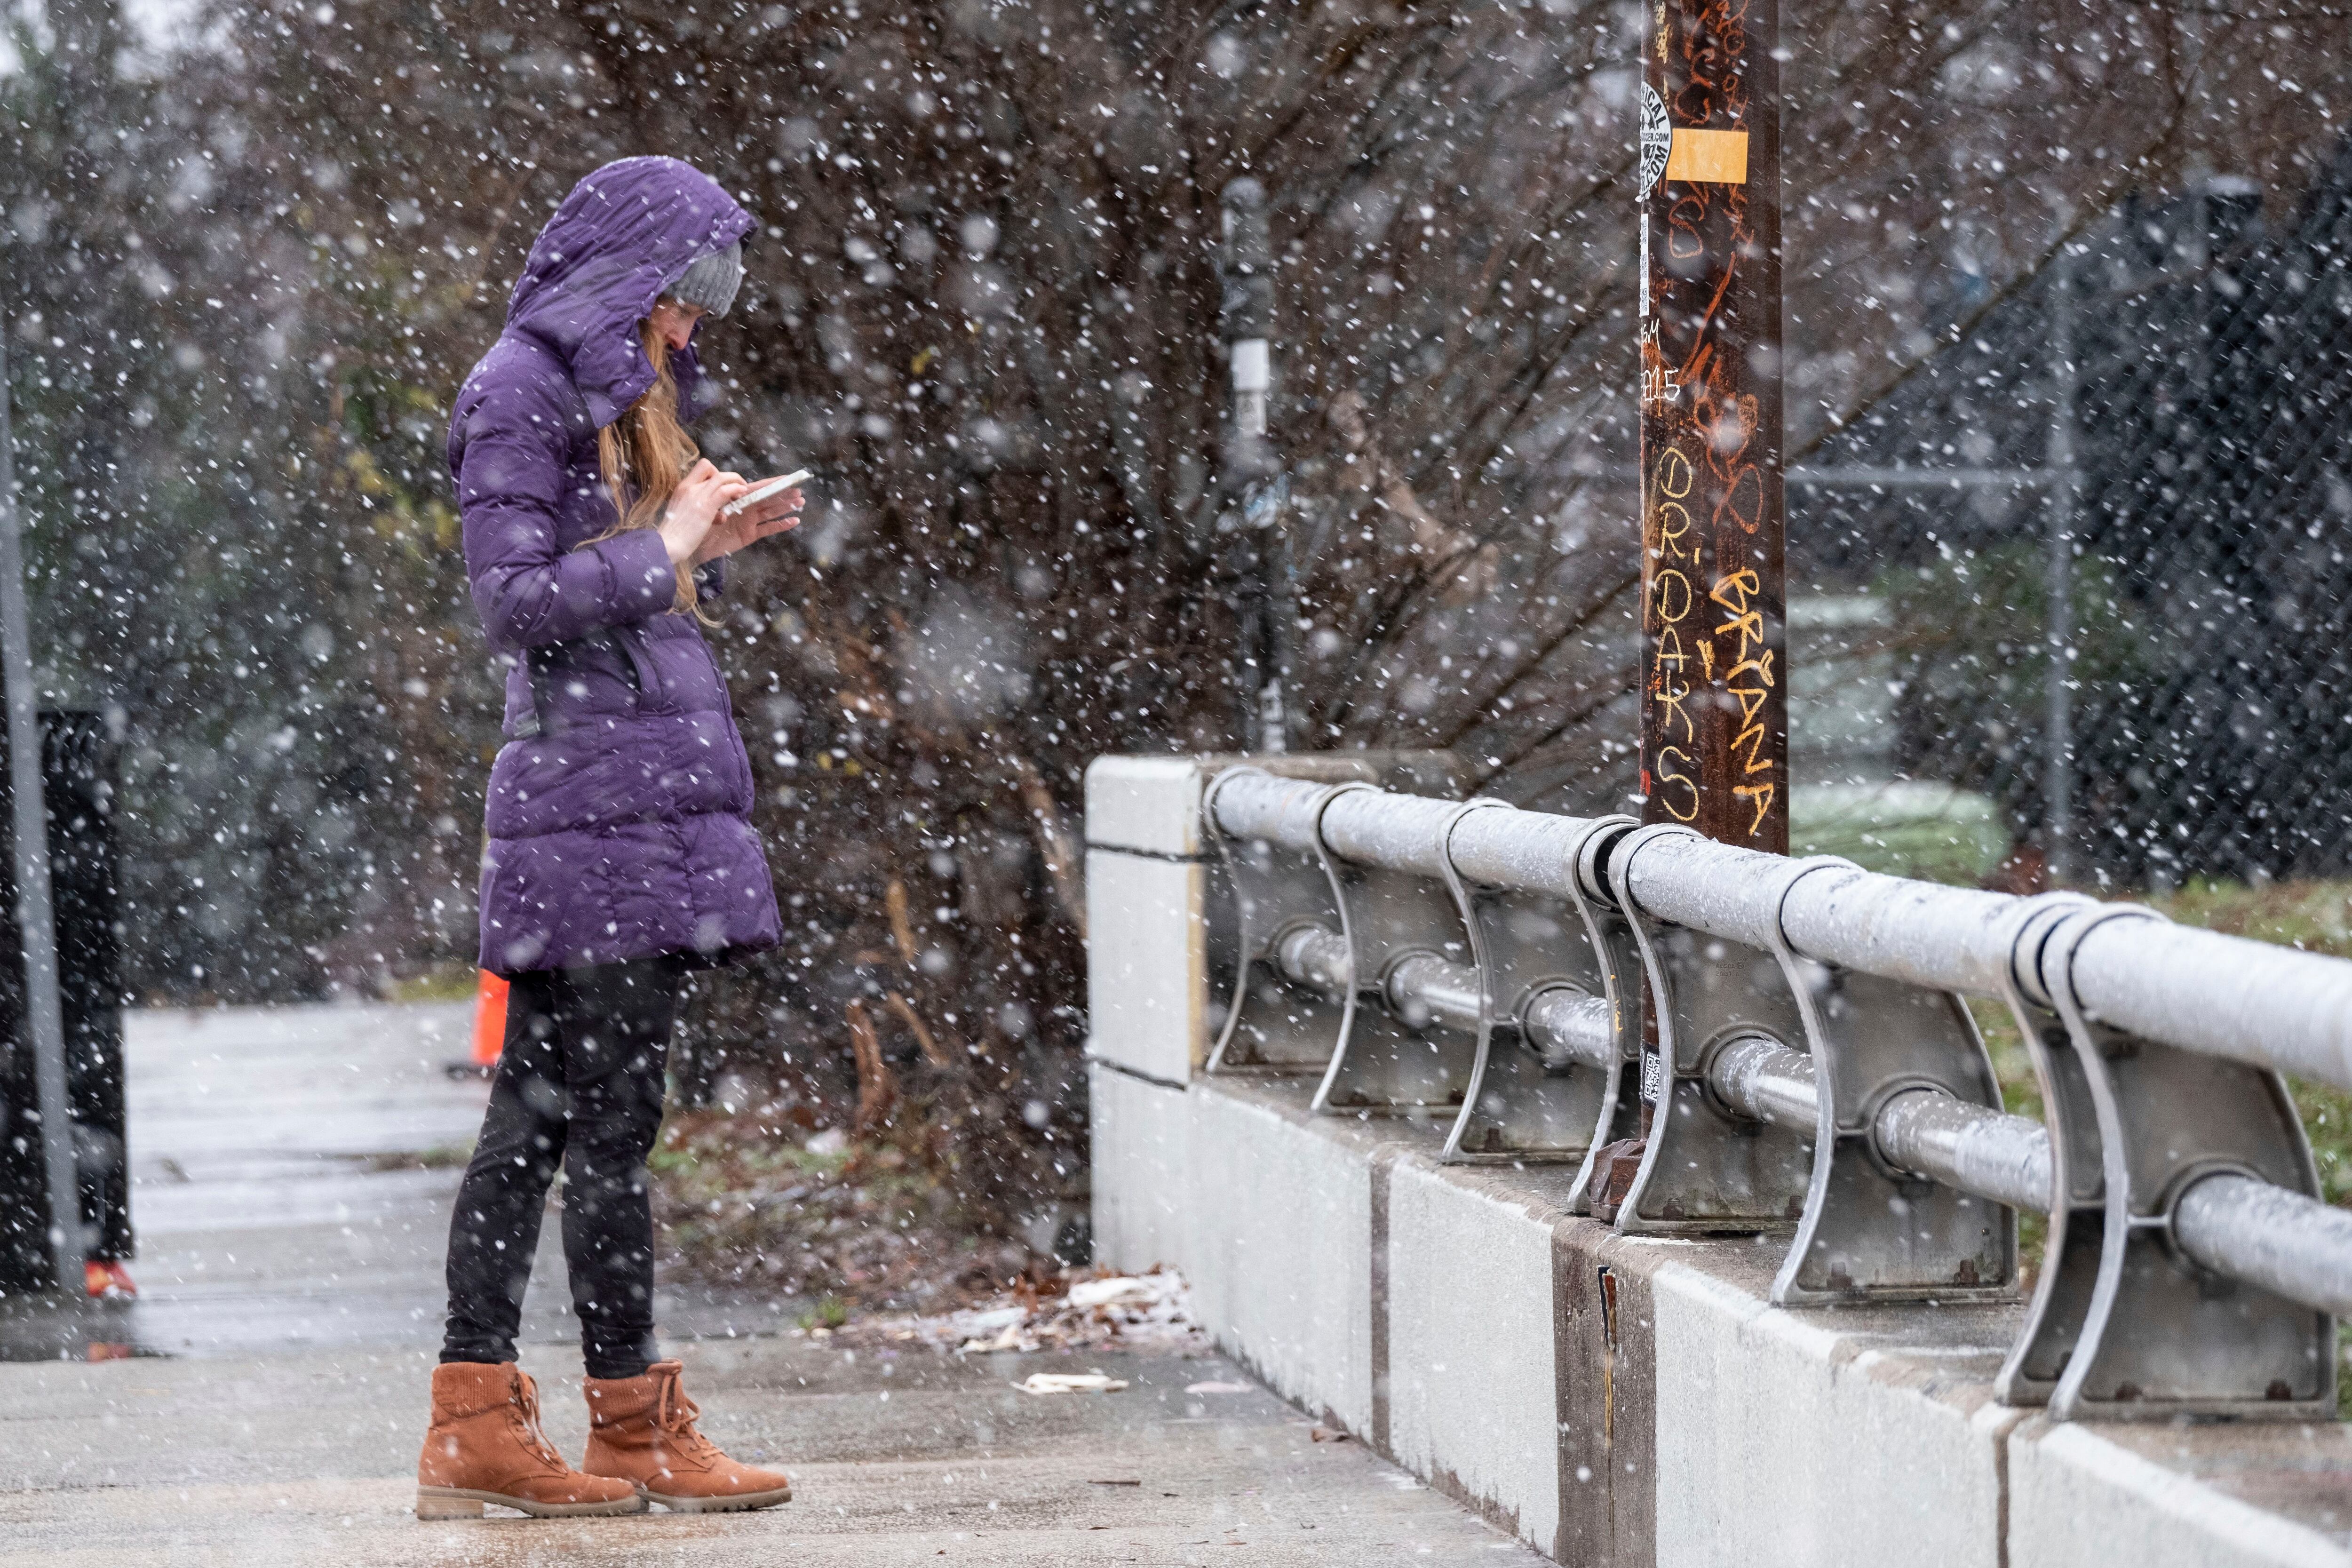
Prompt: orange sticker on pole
<box><xmin>1664</xmin><ymin>128</ymin><xmax>1749</xmax><ymax>185</ymax></box>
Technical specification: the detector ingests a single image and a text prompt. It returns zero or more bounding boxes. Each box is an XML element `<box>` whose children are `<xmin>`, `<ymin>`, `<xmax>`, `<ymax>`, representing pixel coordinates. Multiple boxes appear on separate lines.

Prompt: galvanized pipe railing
<box><xmin>1271</xmin><ymin>923</ymin><xmax>1616</xmax><ymax>1068</ymax></box>
<box><xmin>1212</xmin><ymin>768</ymin><xmax>2352</xmax><ymax>1074</ymax></box>
<box><xmin>1262</xmin><ymin>915</ymin><xmax>2352</xmax><ymax>1313</ymax></box>
<box><xmin>1207</xmin><ymin>767</ymin><xmax>2352</xmax><ymax>1416</ymax></box>
<box><xmin>1869</xmin><ymin>1084</ymin><xmax>2052</xmax><ymax>1217</ymax></box>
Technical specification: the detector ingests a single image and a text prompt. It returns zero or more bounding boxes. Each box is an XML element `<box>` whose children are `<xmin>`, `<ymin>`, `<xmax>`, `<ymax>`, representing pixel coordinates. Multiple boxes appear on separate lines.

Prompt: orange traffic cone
<box><xmin>472</xmin><ymin>971</ymin><xmax>509</xmax><ymax>1069</ymax></box>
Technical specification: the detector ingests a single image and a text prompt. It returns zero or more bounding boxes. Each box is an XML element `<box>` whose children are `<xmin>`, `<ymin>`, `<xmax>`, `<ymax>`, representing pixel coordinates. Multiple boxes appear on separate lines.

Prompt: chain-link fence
<box><xmin>1791</xmin><ymin>137</ymin><xmax>2352</xmax><ymax>889</ymax></box>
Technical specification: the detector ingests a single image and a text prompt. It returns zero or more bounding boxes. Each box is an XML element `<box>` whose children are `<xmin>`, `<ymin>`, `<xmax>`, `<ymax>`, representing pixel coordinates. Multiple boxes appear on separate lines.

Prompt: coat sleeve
<box><xmin>457</xmin><ymin>386</ymin><xmax>679</xmax><ymax>653</ymax></box>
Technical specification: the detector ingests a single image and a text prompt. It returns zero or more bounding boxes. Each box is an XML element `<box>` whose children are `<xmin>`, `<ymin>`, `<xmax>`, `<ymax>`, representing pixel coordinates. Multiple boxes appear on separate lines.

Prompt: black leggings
<box><xmin>440</xmin><ymin>954</ymin><xmax>685</xmax><ymax>1380</ymax></box>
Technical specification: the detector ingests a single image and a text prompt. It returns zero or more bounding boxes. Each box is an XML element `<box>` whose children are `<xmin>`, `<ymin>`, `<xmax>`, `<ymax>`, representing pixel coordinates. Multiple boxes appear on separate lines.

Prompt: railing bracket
<box><xmin>1612</xmin><ymin>825</ymin><xmax>1813</xmax><ymax>1234</ymax></box>
<box><xmin>1764</xmin><ymin>860</ymin><xmax>2019</xmax><ymax>1305</ymax></box>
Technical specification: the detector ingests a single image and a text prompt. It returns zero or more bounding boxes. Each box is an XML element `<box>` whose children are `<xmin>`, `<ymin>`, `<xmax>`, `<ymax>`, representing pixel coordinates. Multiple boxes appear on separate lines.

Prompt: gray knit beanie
<box><xmin>665</xmin><ymin>239</ymin><xmax>744</xmax><ymax>317</ymax></box>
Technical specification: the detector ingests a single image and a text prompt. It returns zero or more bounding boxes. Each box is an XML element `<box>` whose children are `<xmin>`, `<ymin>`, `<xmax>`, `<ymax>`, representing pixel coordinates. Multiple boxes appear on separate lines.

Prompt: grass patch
<box><xmin>2146</xmin><ymin>877</ymin><xmax>2352</xmax><ymax>961</ymax></box>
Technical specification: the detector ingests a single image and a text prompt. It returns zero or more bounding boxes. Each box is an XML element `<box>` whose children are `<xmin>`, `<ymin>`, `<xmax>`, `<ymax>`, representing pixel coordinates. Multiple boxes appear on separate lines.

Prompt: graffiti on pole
<box><xmin>1637</xmin><ymin>0</ymin><xmax>1786</xmax><ymax>852</ymax></box>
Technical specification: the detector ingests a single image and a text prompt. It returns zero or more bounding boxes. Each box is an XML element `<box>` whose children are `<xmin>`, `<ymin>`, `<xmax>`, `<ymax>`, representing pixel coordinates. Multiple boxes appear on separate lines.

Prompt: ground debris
<box><xmin>827</xmin><ymin>1266</ymin><xmax>1209</xmax><ymax>1356</ymax></box>
<box><xmin>1016</xmin><ymin>1372</ymin><xmax>1129</xmax><ymax>1395</ymax></box>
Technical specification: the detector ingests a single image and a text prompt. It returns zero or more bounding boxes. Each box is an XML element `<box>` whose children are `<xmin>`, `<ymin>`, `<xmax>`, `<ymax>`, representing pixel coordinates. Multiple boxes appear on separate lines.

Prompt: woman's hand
<box><xmin>688</xmin><ymin>475</ymin><xmax>806</xmax><ymax>566</ymax></box>
<box><xmin>657</xmin><ymin>460</ymin><xmax>751</xmax><ymax>567</ymax></box>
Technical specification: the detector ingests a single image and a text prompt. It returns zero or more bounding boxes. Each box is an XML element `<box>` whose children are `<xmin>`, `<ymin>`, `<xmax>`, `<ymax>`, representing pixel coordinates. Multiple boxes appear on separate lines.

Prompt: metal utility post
<box><xmin>1608</xmin><ymin>0</ymin><xmax>1783</xmax><ymax>1179</ymax></box>
<box><xmin>2044</xmin><ymin>248</ymin><xmax>2080</xmax><ymax>886</ymax></box>
<box><xmin>1636</xmin><ymin>0</ymin><xmax>1786</xmax><ymax>854</ymax></box>
<box><xmin>1219</xmin><ymin>177</ymin><xmax>1289</xmax><ymax>754</ymax></box>
<box><xmin>0</xmin><ymin>326</ymin><xmax>83</xmax><ymax>1291</ymax></box>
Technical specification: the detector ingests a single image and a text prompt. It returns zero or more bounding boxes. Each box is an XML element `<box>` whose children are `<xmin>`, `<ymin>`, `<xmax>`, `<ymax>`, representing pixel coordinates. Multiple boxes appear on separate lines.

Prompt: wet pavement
<box><xmin>0</xmin><ymin>1001</ymin><xmax>794</xmax><ymax>1362</ymax></box>
<box><xmin>0</xmin><ymin>1003</ymin><xmax>1542</xmax><ymax>1564</ymax></box>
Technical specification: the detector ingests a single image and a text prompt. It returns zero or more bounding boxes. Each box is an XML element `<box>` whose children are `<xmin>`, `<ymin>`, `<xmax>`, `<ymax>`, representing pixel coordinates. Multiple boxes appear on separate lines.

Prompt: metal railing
<box><xmin>1201</xmin><ymin>766</ymin><xmax>2352</xmax><ymax>1422</ymax></box>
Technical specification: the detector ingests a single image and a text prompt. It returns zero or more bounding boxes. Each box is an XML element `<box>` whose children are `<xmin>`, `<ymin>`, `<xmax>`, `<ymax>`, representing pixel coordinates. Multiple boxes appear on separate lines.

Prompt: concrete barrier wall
<box><xmin>1083</xmin><ymin>754</ymin><xmax>2352</xmax><ymax>1568</ymax></box>
<box><xmin>1383</xmin><ymin>1154</ymin><xmax>1565</xmax><ymax>1544</ymax></box>
<box><xmin>2008</xmin><ymin>1421</ymin><xmax>2352</xmax><ymax>1568</ymax></box>
<box><xmin>1647</xmin><ymin>1261</ymin><xmax>2010</xmax><ymax>1567</ymax></box>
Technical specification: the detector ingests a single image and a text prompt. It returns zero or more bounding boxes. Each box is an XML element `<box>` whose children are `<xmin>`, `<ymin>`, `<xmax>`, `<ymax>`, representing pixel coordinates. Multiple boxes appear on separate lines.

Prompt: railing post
<box><xmin>2031</xmin><ymin>904</ymin><xmax>2333</xmax><ymax>1418</ymax></box>
<box><xmin>1307</xmin><ymin>802</ymin><xmax>1481</xmax><ymax>1115</ymax></box>
<box><xmin>1438</xmin><ymin>810</ymin><xmax>1645</xmax><ymax>1170</ymax></box>
<box><xmin>1607</xmin><ymin>827</ymin><xmax>1815</xmax><ymax>1233</ymax></box>
<box><xmin>1203</xmin><ymin>769</ymin><xmax>1354</xmax><ymax>1076</ymax></box>
<box><xmin>1760</xmin><ymin>863</ymin><xmax>2018</xmax><ymax>1303</ymax></box>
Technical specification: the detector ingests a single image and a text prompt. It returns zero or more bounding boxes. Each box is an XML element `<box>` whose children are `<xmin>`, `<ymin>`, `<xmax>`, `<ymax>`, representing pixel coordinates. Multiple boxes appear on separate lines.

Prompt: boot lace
<box><xmin>511</xmin><ymin>1372</ymin><xmax>566</xmax><ymax>1470</ymax></box>
<box><xmin>653</xmin><ymin>1373</ymin><xmax>720</xmax><ymax>1461</ymax></box>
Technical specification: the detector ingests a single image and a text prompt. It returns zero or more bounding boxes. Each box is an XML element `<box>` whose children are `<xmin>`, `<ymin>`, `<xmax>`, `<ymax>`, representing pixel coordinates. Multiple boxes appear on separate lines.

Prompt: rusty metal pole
<box><xmin>1614</xmin><ymin>0</ymin><xmax>1784</xmax><ymax>1177</ymax></box>
<box><xmin>1637</xmin><ymin>0</ymin><xmax>1786</xmax><ymax>853</ymax></box>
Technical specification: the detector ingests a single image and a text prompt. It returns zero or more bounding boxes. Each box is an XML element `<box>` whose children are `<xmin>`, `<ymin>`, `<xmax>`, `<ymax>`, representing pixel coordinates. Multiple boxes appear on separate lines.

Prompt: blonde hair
<box><xmin>589</xmin><ymin>321</ymin><xmax>704</xmax><ymax>616</ymax></box>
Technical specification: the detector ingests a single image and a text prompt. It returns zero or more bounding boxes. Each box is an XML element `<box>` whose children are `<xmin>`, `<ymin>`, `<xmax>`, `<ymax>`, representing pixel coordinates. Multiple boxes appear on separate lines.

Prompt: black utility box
<box><xmin>0</xmin><ymin>710</ymin><xmax>127</xmax><ymax>1294</ymax></box>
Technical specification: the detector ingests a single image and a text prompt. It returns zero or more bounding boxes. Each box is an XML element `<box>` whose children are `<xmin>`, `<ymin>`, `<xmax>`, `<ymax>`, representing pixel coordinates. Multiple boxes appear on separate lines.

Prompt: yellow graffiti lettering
<box><xmin>1730</xmin><ymin>720</ymin><xmax>1773</xmax><ymax>775</ymax></box>
<box><xmin>1654</xmin><ymin>445</ymin><xmax>1694</xmax><ymax>500</ymax></box>
<box><xmin>1656</xmin><ymin>746</ymin><xmax>1700</xmax><ymax>823</ymax></box>
<box><xmin>1709</xmin><ymin>570</ymin><xmax>1766</xmax><ymax>664</ymax></box>
<box><xmin>1653</xmin><ymin>501</ymin><xmax>1696</xmax><ymax>562</ymax></box>
<box><xmin>1654</xmin><ymin>676</ymin><xmax>1695</xmax><ymax>743</ymax></box>
<box><xmin>1708</xmin><ymin>568</ymin><xmax>1760</xmax><ymax>615</ymax></box>
<box><xmin>1716</xmin><ymin>608</ymin><xmax>1763</xmax><ymax>664</ymax></box>
<box><xmin>1653</xmin><ymin>569</ymin><xmax>1692</xmax><ymax>624</ymax></box>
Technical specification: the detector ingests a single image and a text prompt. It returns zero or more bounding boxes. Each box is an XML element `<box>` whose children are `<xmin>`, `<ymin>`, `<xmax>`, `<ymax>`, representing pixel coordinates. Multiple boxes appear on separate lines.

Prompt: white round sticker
<box><xmin>1639</xmin><ymin>84</ymin><xmax>1671</xmax><ymax>201</ymax></box>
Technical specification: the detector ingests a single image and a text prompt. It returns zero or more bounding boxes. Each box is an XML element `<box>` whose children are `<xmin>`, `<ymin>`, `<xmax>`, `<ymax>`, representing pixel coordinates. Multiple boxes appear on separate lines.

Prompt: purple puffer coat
<box><xmin>449</xmin><ymin>157</ymin><xmax>779</xmax><ymax>976</ymax></box>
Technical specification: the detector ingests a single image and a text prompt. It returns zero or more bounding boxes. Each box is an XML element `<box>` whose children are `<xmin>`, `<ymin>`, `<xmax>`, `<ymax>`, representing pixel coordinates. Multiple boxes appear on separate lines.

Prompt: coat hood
<box><xmin>505</xmin><ymin>157</ymin><xmax>756</xmax><ymax>429</ymax></box>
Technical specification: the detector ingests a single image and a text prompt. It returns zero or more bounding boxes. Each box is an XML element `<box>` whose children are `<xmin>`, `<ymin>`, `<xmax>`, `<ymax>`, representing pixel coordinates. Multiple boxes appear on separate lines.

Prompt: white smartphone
<box><xmin>721</xmin><ymin>469</ymin><xmax>812</xmax><ymax>517</ymax></box>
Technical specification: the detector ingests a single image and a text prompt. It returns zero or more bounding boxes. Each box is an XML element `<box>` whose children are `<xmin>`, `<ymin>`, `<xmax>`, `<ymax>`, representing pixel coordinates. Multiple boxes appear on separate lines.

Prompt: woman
<box><xmin>415</xmin><ymin>157</ymin><xmax>803</xmax><ymax>1521</ymax></box>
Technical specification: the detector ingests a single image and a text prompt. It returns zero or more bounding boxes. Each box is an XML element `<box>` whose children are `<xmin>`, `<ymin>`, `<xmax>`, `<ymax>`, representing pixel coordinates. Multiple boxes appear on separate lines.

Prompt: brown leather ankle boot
<box><xmin>582</xmin><ymin>1360</ymin><xmax>794</xmax><ymax>1512</ymax></box>
<box><xmin>416</xmin><ymin>1361</ymin><xmax>645</xmax><ymax>1519</ymax></box>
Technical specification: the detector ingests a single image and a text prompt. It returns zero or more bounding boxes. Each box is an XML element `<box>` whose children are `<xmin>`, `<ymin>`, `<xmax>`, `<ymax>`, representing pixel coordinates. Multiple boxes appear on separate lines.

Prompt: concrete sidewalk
<box><xmin>0</xmin><ymin>1001</ymin><xmax>793</xmax><ymax>1361</ymax></box>
<box><xmin>0</xmin><ymin>1004</ymin><xmax>1538</xmax><ymax>1565</ymax></box>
